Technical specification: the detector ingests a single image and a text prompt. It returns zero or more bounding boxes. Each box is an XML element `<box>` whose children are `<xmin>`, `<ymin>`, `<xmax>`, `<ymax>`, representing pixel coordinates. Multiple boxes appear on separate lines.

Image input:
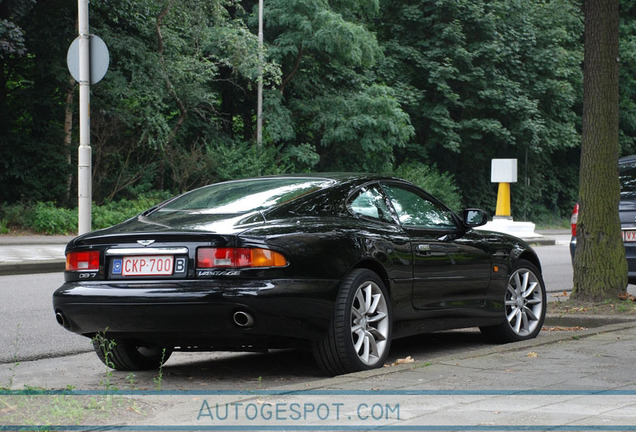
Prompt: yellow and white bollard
<box><xmin>495</xmin><ymin>182</ymin><xmax>511</xmax><ymax>217</ymax></box>
<box><xmin>476</xmin><ymin>158</ymin><xmax>541</xmax><ymax>240</ymax></box>
<box><xmin>491</xmin><ymin>159</ymin><xmax>517</xmax><ymax>219</ymax></box>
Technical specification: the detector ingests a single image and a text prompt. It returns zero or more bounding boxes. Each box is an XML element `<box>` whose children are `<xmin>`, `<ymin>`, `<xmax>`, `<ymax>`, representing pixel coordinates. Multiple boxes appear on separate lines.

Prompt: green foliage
<box><xmin>280</xmin><ymin>143</ymin><xmax>320</xmax><ymax>172</ymax></box>
<box><xmin>0</xmin><ymin>0</ymin><xmax>634</xmax><ymax>225</ymax></box>
<box><xmin>92</xmin><ymin>331</ymin><xmax>116</xmax><ymax>390</ymax></box>
<box><xmin>0</xmin><ymin>0</ymin><xmax>75</xmax><ymax>205</ymax></box>
<box><xmin>92</xmin><ymin>201</ymin><xmax>145</xmax><ymax>229</ymax></box>
<box><xmin>309</xmin><ymin>85</ymin><xmax>415</xmax><ymax>172</ymax></box>
<box><xmin>31</xmin><ymin>203</ymin><xmax>77</xmax><ymax>235</ymax></box>
<box><xmin>0</xmin><ymin>193</ymin><xmax>174</xmax><ymax>234</ymax></box>
<box><xmin>393</xmin><ymin>162</ymin><xmax>462</xmax><ymax>211</ymax></box>
<box><xmin>0</xmin><ymin>219</ymin><xmax>8</xmax><ymax>235</ymax></box>
<box><xmin>375</xmin><ymin>0</ymin><xmax>583</xmax><ymax>220</ymax></box>
<box><xmin>0</xmin><ymin>202</ymin><xmax>30</xmax><ymax>228</ymax></box>
<box><xmin>93</xmin><ymin>193</ymin><xmax>174</xmax><ymax>230</ymax></box>
<box><xmin>207</xmin><ymin>141</ymin><xmax>287</xmax><ymax>182</ymax></box>
<box><xmin>265</xmin><ymin>0</ymin><xmax>381</xmax><ymax>68</ymax></box>
<box><xmin>619</xmin><ymin>0</ymin><xmax>636</xmax><ymax>155</ymax></box>
<box><xmin>0</xmin><ymin>0</ymin><xmax>35</xmax><ymax>58</ymax></box>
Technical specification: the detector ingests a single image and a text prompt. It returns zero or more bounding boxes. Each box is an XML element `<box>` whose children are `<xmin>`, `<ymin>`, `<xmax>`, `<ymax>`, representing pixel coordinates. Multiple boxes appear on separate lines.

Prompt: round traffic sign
<box><xmin>67</xmin><ymin>35</ymin><xmax>109</xmax><ymax>84</ymax></box>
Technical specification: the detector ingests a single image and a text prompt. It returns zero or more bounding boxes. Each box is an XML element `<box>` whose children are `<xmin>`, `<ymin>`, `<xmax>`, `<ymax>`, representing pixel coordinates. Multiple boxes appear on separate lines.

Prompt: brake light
<box><xmin>197</xmin><ymin>248</ymin><xmax>287</xmax><ymax>268</ymax></box>
<box><xmin>571</xmin><ymin>203</ymin><xmax>579</xmax><ymax>237</ymax></box>
<box><xmin>66</xmin><ymin>251</ymin><xmax>100</xmax><ymax>271</ymax></box>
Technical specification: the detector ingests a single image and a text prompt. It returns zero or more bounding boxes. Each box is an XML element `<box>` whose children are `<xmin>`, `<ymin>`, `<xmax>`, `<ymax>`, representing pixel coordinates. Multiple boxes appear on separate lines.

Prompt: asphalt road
<box><xmin>536</xmin><ymin>240</ymin><xmax>573</xmax><ymax>296</ymax></box>
<box><xmin>0</xmin><ymin>272</ymin><xmax>92</xmax><ymax>363</ymax></box>
<box><xmin>0</xmin><ymin>240</ymin><xmax>574</xmax><ymax>365</ymax></box>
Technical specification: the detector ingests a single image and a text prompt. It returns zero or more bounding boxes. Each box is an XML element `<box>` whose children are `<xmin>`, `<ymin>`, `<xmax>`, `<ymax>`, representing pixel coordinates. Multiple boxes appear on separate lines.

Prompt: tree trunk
<box><xmin>572</xmin><ymin>0</ymin><xmax>627</xmax><ymax>301</ymax></box>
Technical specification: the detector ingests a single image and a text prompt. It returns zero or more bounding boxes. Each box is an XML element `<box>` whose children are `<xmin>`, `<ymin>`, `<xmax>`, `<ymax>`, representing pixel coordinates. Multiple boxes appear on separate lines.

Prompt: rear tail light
<box><xmin>197</xmin><ymin>248</ymin><xmax>287</xmax><ymax>268</ymax></box>
<box><xmin>66</xmin><ymin>251</ymin><xmax>100</xmax><ymax>271</ymax></box>
<box><xmin>571</xmin><ymin>203</ymin><xmax>579</xmax><ymax>237</ymax></box>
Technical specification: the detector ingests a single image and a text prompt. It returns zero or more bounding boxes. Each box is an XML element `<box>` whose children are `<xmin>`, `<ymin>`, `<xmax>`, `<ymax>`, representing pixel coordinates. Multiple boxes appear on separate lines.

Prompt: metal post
<box><xmin>256</xmin><ymin>0</ymin><xmax>263</xmax><ymax>147</ymax></box>
<box><xmin>78</xmin><ymin>0</ymin><xmax>92</xmax><ymax>234</ymax></box>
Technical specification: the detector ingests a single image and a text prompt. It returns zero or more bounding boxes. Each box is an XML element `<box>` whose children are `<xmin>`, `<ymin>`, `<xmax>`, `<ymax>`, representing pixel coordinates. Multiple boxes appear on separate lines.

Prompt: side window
<box><xmin>382</xmin><ymin>185</ymin><xmax>457</xmax><ymax>229</ymax></box>
<box><xmin>348</xmin><ymin>186</ymin><xmax>394</xmax><ymax>223</ymax></box>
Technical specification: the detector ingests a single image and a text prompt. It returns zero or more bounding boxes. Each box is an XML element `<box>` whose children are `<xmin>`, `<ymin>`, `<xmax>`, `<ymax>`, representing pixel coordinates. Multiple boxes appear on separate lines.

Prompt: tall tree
<box><xmin>374</xmin><ymin>0</ymin><xmax>583</xmax><ymax>215</ymax></box>
<box><xmin>0</xmin><ymin>0</ymin><xmax>75</xmax><ymax>204</ymax></box>
<box><xmin>618</xmin><ymin>0</ymin><xmax>636</xmax><ymax>154</ymax></box>
<box><xmin>262</xmin><ymin>0</ymin><xmax>414</xmax><ymax>173</ymax></box>
<box><xmin>573</xmin><ymin>0</ymin><xmax>627</xmax><ymax>300</ymax></box>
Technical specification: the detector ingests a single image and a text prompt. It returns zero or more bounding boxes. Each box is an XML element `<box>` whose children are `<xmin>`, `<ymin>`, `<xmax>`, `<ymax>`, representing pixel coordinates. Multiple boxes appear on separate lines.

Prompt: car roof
<box><xmin>241</xmin><ymin>172</ymin><xmax>392</xmax><ymax>181</ymax></box>
<box><xmin>619</xmin><ymin>155</ymin><xmax>636</xmax><ymax>165</ymax></box>
<box><xmin>220</xmin><ymin>173</ymin><xmax>403</xmax><ymax>186</ymax></box>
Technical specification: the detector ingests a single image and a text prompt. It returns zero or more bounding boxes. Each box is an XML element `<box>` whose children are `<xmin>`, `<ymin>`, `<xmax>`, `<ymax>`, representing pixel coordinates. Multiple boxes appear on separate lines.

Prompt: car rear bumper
<box><xmin>626</xmin><ymin>243</ymin><xmax>636</xmax><ymax>283</ymax></box>
<box><xmin>571</xmin><ymin>236</ymin><xmax>636</xmax><ymax>283</ymax></box>
<box><xmin>53</xmin><ymin>278</ymin><xmax>340</xmax><ymax>348</ymax></box>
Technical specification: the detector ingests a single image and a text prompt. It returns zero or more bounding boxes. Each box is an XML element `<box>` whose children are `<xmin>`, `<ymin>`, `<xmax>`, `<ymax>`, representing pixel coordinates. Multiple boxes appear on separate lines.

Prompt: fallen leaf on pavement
<box><xmin>127</xmin><ymin>405</ymin><xmax>142</xmax><ymax>415</ymax></box>
<box><xmin>618</xmin><ymin>293</ymin><xmax>636</xmax><ymax>302</ymax></box>
<box><xmin>392</xmin><ymin>356</ymin><xmax>415</xmax><ymax>366</ymax></box>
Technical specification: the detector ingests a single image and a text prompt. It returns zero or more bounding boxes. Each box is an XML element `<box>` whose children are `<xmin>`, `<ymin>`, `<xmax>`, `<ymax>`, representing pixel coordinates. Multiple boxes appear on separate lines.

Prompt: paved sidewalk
<box><xmin>144</xmin><ymin>319</ymin><xmax>636</xmax><ymax>430</ymax></box>
<box><xmin>2</xmin><ymin>317</ymin><xmax>636</xmax><ymax>429</ymax></box>
<box><xmin>0</xmin><ymin>235</ymin><xmax>73</xmax><ymax>275</ymax></box>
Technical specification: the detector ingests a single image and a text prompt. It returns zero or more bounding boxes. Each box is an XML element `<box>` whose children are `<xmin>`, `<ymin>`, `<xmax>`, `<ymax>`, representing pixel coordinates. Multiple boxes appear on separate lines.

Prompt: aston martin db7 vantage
<box><xmin>53</xmin><ymin>174</ymin><xmax>546</xmax><ymax>375</ymax></box>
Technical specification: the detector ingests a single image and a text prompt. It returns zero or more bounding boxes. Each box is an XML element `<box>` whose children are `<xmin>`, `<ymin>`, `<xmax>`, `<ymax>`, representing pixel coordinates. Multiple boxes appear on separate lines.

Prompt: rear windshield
<box><xmin>153</xmin><ymin>178</ymin><xmax>333</xmax><ymax>215</ymax></box>
<box><xmin>620</xmin><ymin>160</ymin><xmax>636</xmax><ymax>200</ymax></box>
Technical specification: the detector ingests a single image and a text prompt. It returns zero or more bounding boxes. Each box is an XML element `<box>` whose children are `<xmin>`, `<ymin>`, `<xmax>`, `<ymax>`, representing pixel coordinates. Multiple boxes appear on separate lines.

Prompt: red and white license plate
<box><xmin>122</xmin><ymin>256</ymin><xmax>174</xmax><ymax>276</ymax></box>
<box><xmin>622</xmin><ymin>230</ymin><xmax>636</xmax><ymax>243</ymax></box>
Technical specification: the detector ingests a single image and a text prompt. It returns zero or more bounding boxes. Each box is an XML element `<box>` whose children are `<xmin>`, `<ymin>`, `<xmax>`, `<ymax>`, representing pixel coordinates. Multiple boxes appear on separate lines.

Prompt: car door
<box><xmin>346</xmin><ymin>183</ymin><xmax>413</xmax><ymax>283</ymax></box>
<box><xmin>381</xmin><ymin>182</ymin><xmax>491</xmax><ymax>310</ymax></box>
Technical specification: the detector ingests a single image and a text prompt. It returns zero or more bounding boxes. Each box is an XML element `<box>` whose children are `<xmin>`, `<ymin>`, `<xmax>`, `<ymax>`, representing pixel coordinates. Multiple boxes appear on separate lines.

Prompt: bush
<box><xmin>393</xmin><ymin>162</ymin><xmax>463</xmax><ymax>211</ymax></box>
<box><xmin>0</xmin><ymin>202</ymin><xmax>33</xmax><ymax>228</ymax></box>
<box><xmin>0</xmin><ymin>192</ymin><xmax>175</xmax><ymax>235</ymax></box>
<box><xmin>32</xmin><ymin>202</ymin><xmax>77</xmax><ymax>235</ymax></box>
<box><xmin>0</xmin><ymin>219</ymin><xmax>8</xmax><ymax>234</ymax></box>
<box><xmin>92</xmin><ymin>192</ymin><xmax>173</xmax><ymax>230</ymax></box>
<box><xmin>208</xmin><ymin>141</ymin><xmax>288</xmax><ymax>182</ymax></box>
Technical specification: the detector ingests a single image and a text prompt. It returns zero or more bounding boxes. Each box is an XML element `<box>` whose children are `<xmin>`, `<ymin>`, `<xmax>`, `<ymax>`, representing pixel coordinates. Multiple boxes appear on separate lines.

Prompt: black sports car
<box><xmin>53</xmin><ymin>174</ymin><xmax>546</xmax><ymax>375</ymax></box>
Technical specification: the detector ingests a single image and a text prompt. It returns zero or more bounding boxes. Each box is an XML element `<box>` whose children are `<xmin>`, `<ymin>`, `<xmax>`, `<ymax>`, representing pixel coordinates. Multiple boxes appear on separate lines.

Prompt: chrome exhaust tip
<box><xmin>55</xmin><ymin>312</ymin><xmax>68</xmax><ymax>328</ymax></box>
<box><xmin>233</xmin><ymin>310</ymin><xmax>255</xmax><ymax>328</ymax></box>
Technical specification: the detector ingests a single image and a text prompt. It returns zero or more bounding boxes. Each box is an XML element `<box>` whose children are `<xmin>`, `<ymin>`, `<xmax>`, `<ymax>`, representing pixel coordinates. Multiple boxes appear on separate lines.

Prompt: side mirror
<box><xmin>463</xmin><ymin>208</ymin><xmax>488</xmax><ymax>227</ymax></box>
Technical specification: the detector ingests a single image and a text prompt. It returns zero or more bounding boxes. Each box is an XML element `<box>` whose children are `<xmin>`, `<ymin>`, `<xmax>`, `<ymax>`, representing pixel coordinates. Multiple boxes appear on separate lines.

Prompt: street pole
<box><xmin>78</xmin><ymin>0</ymin><xmax>92</xmax><ymax>234</ymax></box>
<box><xmin>256</xmin><ymin>0</ymin><xmax>263</xmax><ymax>147</ymax></box>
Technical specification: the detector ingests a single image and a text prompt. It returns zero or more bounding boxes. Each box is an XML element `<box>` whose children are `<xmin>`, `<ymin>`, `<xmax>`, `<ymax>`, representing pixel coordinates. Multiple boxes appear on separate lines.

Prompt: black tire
<box><xmin>480</xmin><ymin>259</ymin><xmax>546</xmax><ymax>343</ymax></box>
<box><xmin>313</xmin><ymin>269</ymin><xmax>392</xmax><ymax>376</ymax></box>
<box><xmin>92</xmin><ymin>337</ymin><xmax>173</xmax><ymax>371</ymax></box>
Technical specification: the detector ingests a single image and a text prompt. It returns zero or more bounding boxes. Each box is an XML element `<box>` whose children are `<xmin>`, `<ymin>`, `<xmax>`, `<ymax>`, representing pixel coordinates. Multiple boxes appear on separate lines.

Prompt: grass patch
<box><xmin>0</xmin><ymin>391</ymin><xmax>149</xmax><ymax>427</ymax></box>
<box><xmin>549</xmin><ymin>294</ymin><xmax>636</xmax><ymax>316</ymax></box>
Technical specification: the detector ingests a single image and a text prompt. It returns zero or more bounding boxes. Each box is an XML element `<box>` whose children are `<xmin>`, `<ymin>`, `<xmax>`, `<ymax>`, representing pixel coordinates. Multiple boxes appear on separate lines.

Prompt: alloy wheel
<box><xmin>505</xmin><ymin>267</ymin><xmax>544</xmax><ymax>337</ymax></box>
<box><xmin>350</xmin><ymin>281</ymin><xmax>390</xmax><ymax>365</ymax></box>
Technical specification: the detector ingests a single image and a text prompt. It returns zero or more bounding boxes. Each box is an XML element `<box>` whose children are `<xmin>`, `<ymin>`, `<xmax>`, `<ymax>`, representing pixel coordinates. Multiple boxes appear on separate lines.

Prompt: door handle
<box><xmin>416</xmin><ymin>244</ymin><xmax>446</xmax><ymax>257</ymax></box>
<box><xmin>417</xmin><ymin>244</ymin><xmax>431</xmax><ymax>253</ymax></box>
